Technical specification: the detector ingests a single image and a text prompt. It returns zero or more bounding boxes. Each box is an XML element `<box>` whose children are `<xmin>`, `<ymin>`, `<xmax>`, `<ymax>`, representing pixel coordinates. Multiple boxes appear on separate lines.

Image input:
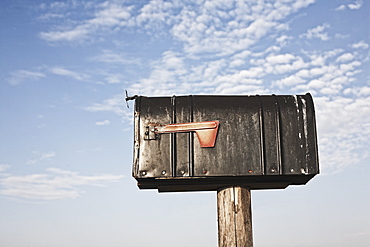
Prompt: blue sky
<box><xmin>1</xmin><ymin>0</ymin><xmax>369</xmax><ymax>246</ymax></box>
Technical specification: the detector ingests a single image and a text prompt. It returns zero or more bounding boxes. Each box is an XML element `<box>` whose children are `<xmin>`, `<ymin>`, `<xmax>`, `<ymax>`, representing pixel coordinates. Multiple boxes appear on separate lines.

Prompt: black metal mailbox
<box><xmin>132</xmin><ymin>93</ymin><xmax>319</xmax><ymax>192</ymax></box>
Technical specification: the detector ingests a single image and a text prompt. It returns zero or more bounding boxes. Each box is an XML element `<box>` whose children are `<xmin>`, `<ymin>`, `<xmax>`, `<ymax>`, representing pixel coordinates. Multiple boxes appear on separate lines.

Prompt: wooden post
<box><xmin>217</xmin><ymin>186</ymin><xmax>253</xmax><ymax>247</ymax></box>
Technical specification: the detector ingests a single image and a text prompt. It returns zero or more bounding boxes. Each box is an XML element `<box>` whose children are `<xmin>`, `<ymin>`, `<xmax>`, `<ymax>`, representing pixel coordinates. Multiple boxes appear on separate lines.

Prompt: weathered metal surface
<box><xmin>132</xmin><ymin>93</ymin><xmax>319</xmax><ymax>192</ymax></box>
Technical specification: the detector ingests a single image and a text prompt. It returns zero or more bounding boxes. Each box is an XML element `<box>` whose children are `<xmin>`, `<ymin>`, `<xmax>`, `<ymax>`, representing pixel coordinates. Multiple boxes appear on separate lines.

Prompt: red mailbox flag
<box><xmin>155</xmin><ymin>121</ymin><xmax>219</xmax><ymax>148</ymax></box>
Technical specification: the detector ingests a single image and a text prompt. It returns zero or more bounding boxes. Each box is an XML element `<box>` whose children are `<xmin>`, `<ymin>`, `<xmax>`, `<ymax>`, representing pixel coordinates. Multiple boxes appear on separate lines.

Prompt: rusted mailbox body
<box><xmin>132</xmin><ymin>94</ymin><xmax>319</xmax><ymax>192</ymax></box>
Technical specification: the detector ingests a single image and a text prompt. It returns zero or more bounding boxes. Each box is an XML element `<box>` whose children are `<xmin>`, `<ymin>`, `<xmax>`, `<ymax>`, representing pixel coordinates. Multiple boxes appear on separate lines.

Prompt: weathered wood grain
<box><xmin>217</xmin><ymin>186</ymin><xmax>253</xmax><ymax>247</ymax></box>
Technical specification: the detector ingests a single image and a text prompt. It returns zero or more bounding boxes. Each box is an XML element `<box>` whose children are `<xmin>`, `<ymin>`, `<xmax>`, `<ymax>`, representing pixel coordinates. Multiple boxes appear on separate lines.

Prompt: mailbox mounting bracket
<box><xmin>144</xmin><ymin>125</ymin><xmax>158</xmax><ymax>140</ymax></box>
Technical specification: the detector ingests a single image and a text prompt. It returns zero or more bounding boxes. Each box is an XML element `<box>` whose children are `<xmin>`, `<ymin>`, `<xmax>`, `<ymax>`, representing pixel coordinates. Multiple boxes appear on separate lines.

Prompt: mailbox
<box><xmin>131</xmin><ymin>93</ymin><xmax>319</xmax><ymax>192</ymax></box>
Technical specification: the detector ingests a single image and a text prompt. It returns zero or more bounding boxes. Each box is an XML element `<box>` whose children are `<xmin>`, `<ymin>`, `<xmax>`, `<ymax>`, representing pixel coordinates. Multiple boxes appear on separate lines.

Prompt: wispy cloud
<box><xmin>37</xmin><ymin>13</ymin><xmax>65</xmax><ymax>21</ymax></box>
<box><xmin>0</xmin><ymin>164</ymin><xmax>11</xmax><ymax>173</ymax></box>
<box><xmin>38</xmin><ymin>1</ymin><xmax>70</xmax><ymax>11</ymax></box>
<box><xmin>38</xmin><ymin>0</ymin><xmax>314</xmax><ymax>56</ymax></box>
<box><xmin>0</xmin><ymin>167</ymin><xmax>124</xmax><ymax>200</ymax></box>
<box><xmin>344</xmin><ymin>86</ymin><xmax>370</xmax><ymax>97</ymax></box>
<box><xmin>272</xmin><ymin>49</ymin><xmax>362</xmax><ymax>95</ymax></box>
<box><xmin>26</xmin><ymin>151</ymin><xmax>56</xmax><ymax>165</ymax></box>
<box><xmin>7</xmin><ymin>66</ymin><xmax>93</xmax><ymax>86</ymax></box>
<box><xmin>336</xmin><ymin>53</ymin><xmax>355</xmax><ymax>63</ymax></box>
<box><xmin>103</xmin><ymin>73</ymin><xmax>125</xmax><ymax>84</ymax></box>
<box><xmin>315</xmin><ymin>96</ymin><xmax>370</xmax><ymax>173</ymax></box>
<box><xmin>351</xmin><ymin>40</ymin><xmax>369</xmax><ymax>50</ymax></box>
<box><xmin>348</xmin><ymin>1</ymin><xmax>363</xmax><ymax>10</ymax></box>
<box><xmin>49</xmin><ymin>66</ymin><xmax>90</xmax><ymax>81</ymax></box>
<box><xmin>40</xmin><ymin>27</ymin><xmax>90</xmax><ymax>42</ymax></box>
<box><xmin>129</xmin><ymin>51</ymin><xmax>188</xmax><ymax>95</ymax></box>
<box><xmin>300</xmin><ymin>23</ymin><xmax>330</xmax><ymax>41</ymax></box>
<box><xmin>95</xmin><ymin>120</ymin><xmax>110</xmax><ymax>126</ymax></box>
<box><xmin>39</xmin><ymin>2</ymin><xmax>133</xmax><ymax>42</ymax></box>
<box><xmin>90</xmin><ymin>50</ymin><xmax>140</xmax><ymax>65</ymax></box>
<box><xmin>7</xmin><ymin>69</ymin><xmax>45</xmax><ymax>86</ymax></box>
<box><xmin>336</xmin><ymin>0</ymin><xmax>363</xmax><ymax>11</ymax></box>
<box><xmin>170</xmin><ymin>0</ymin><xmax>314</xmax><ymax>56</ymax></box>
<box><xmin>85</xmin><ymin>94</ymin><xmax>125</xmax><ymax>115</ymax></box>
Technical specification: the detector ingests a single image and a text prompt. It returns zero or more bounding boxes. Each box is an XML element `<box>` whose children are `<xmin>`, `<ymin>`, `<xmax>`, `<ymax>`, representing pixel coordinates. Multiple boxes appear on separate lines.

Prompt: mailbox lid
<box><xmin>132</xmin><ymin>93</ymin><xmax>319</xmax><ymax>191</ymax></box>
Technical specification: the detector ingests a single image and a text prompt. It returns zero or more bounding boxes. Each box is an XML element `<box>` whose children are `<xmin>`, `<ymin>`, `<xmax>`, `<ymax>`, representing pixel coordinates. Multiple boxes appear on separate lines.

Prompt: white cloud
<box><xmin>193</xmin><ymin>59</ymin><xmax>228</xmax><ymax>83</ymax></box>
<box><xmin>348</xmin><ymin>0</ymin><xmax>363</xmax><ymax>10</ymax></box>
<box><xmin>266</xmin><ymin>54</ymin><xmax>296</xmax><ymax>65</ymax></box>
<box><xmin>214</xmin><ymin>83</ymin><xmax>265</xmax><ymax>95</ymax></box>
<box><xmin>335</xmin><ymin>0</ymin><xmax>363</xmax><ymax>11</ymax></box>
<box><xmin>351</xmin><ymin>41</ymin><xmax>369</xmax><ymax>50</ymax></box>
<box><xmin>49</xmin><ymin>67</ymin><xmax>89</xmax><ymax>81</ymax></box>
<box><xmin>291</xmin><ymin>0</ymin><xmax>316</xmax><ymax>11</ymax></box>
<box><xmin>95</xmin><ymin>120</ymin><xmax>111</xmax><ymax>126</ymax></box>
<box><xmin>171</xmin><ymin>4</ymin><xmax>283</xmax><ymax>56</ymax></box>
<box><xmin>7</xmin><ymin>66</ymin><xmax>93</xmax><ymax>87</ymax></box>
<box><xmin>90</xmin><ymin>50</ymin><xmax>140</xmax><ymax>65</ymax></box>
<box><xmin>37</xmin><ymin>13</ymin><xmax>65</xmax><ymax>20</ymax></box>
<box><xmin>300</xmin><ymin>23</ymin><xmax>330</xmax><ymax>41</ymax></box>
<box><xmin>308</xmin><ymin>79</ymin><xmax>325</xmax><ymax>89</ymax></box>
<box><xmin>0</xmin><ymin>168</ymin><xmax>124</xmax><ymax>200</ymax></box>
<box><xmin>103</xmin><ymin>74</ymin><xmax>124</xmax><ymax>84</ymax></box>
<box><xmin>0</xmin><ymin>164</ymin><xmax>11</xmax><ymax>173</ymax></box>
<box><xmin>274</xmin><ymin>74</ymin><xmax>306</xmax><ymax>87</ymax></box>
<box><xmin>358</xmin><ymin>87</ymin><xmax>370</xmax><ymax>96</ymax></box>
<box><xmin>339</xmin><ymin>60</ymin><xmax>361</xmax><ymax>73</ymax></box>
<box><xmin>336</xmin><ymin>53</ymin><xmax>355</xmax><ymax>63</ymax></box>
<box><xmin>263</xmin><ymin>48</ymin><xmax>369</xmax><ymax>173</ymax></box>
<box><xmin>128</xmin><ymin>51</ymin><xmax>188</xmax><ymax>95</ymax></box>
<box><xmin>7</xmin><ymin>70</ymin><xmax>45</xmax><ymax>86</ymax></box>
<box><xmin>84</xmin><ymin>94</ymin><xmax>130</xmax><ymax>123</ymax></box>
<box><xmin>27</xmin><ymin>151</ymin><xmax>56</xmax><ymax>165</ymax></box>
<box><xmin>136</xmin><ymin>0</ymin><xmax>179</xmax><ymax>32</ymax></box>
<box><xmin>309</xmin><ymin>67</ymin><xmax>326</xmax><ymax>77</ymax></box>
<box><xmin>40</xmin><ymin>27</ymin><xmax>90</xmax><ymax>42</ymax></box>
<box><xmin>344</xmin><ymin>86</ymin><xmax>370</xmax><ymax>97</ymax></box>
<box><xmin>335</xmin><ymin>33</ymin><xmax>351</xmax><ymax>39</ymax></box>
<box><xmin>271</xmin><ymin>48</ymin><xmax>363</xmax><ymax>94</ymax></box>
<box><xmin>39</xmin><ymin>2</ymin><xmax>133</xmax><ymax>42</ymax></box>
<box><xmin>214</xmin><ymin>68</ymin><xmax>264</xmax><ymax>87</ymax></box>
<box><xmin>335</xmin><ymin>5</ymin><xmax>346</xmax><ymax>11</ymax></box>
<box><xmin>315</xmin><ymin>96</ymin><xmax>370</xmax><ymax>173</ymax></box>
<box><xmin>38</xmin><ymin>0</ymin><xmax>314</xmax><ymax>57</ymax></box>
<box><xmin>252</xmin><ymin>50</ymin><xmax>311</xmax><ymax>76</ymax></box>
<box><xmin>274</xmin><ymin>57</ymin><xmax>307</xmax><ymax>74</ymax></box>
<box><xmin>276</xmin><ymin>35</ymin><xmax>293</xmax><ymax>47</ymax></box>
<box><xmin>40</xmin><ymin>1</ymin><xmax>70</xmax><ymax>11</ymax></box>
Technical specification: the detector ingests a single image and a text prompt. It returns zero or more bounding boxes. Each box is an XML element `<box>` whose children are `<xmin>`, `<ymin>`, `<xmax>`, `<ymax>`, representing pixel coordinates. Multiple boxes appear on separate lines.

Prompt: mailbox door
<box><xmin>133</xmin><ymin>97</ymin><xmax>173</xmax><ymax>178</ymax></box>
